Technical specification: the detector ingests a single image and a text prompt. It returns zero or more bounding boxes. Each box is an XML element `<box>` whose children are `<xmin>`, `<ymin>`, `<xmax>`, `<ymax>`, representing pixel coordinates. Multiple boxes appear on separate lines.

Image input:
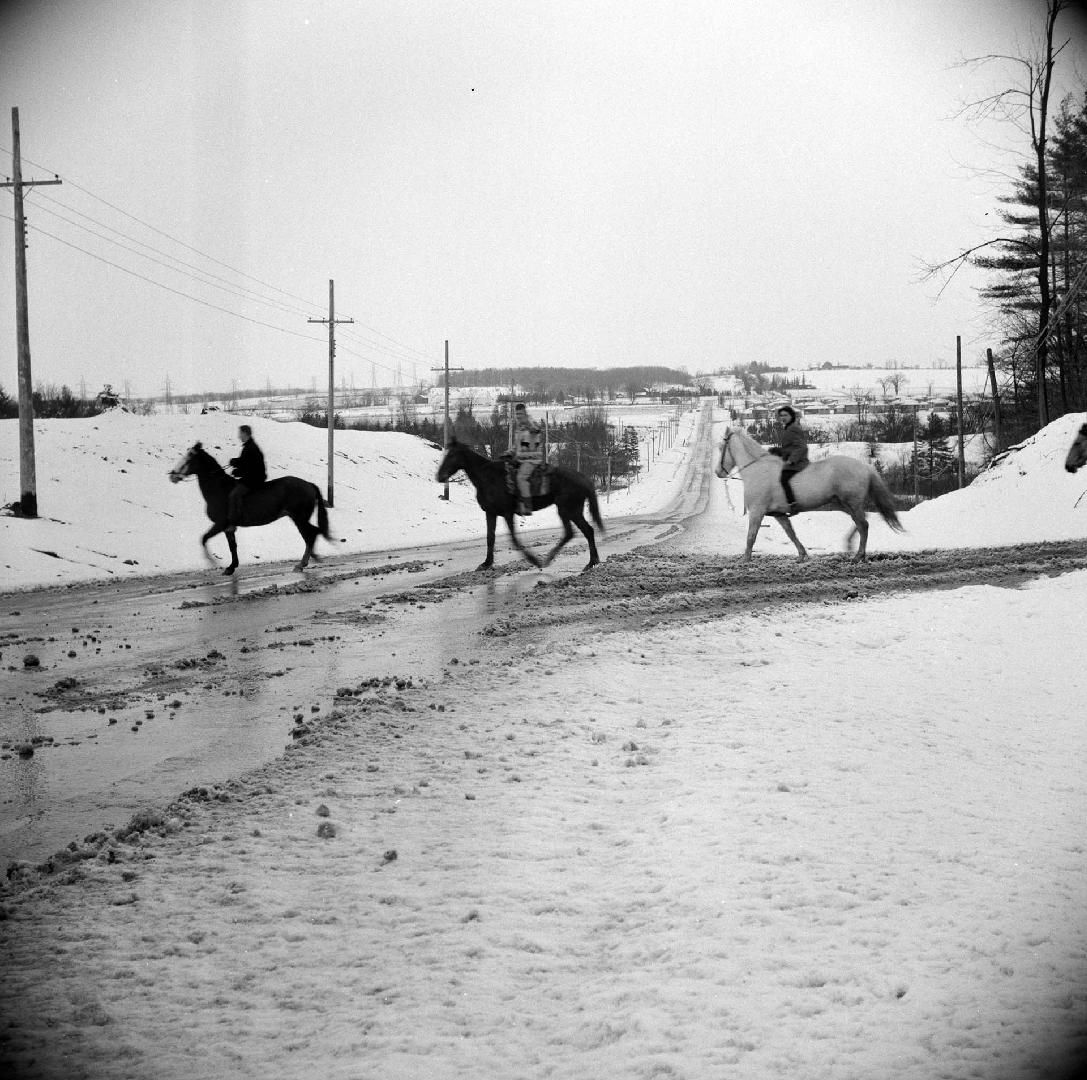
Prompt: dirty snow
<box><xmin>1</xmin><ymin>406</ymin><xmax>1085</xmax><ymax>1080</ymax></box>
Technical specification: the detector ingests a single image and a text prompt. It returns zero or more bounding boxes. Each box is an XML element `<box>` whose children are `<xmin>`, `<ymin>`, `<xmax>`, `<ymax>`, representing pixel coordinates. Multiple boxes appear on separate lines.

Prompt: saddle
<box><xmin>504</xmin><ymin>461</ymin><xmax>551</xmax><ymax>499</ymax></box>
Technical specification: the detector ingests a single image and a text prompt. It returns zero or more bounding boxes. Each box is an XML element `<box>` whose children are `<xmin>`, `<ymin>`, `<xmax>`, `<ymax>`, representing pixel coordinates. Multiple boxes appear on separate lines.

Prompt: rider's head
<box><xmin>776</xmin><ymin>406</ymin><xmax>797</xmax><ymax>426</ymax></box>
<box><xmin>514</xmin><ymin>403</ymin><xmax>528</xmax><ymax>422</ymax></box>
<box><xmin>239</xmin><ymin>424</ymin><xmax>253</xmax><ymax>442</ymax></box>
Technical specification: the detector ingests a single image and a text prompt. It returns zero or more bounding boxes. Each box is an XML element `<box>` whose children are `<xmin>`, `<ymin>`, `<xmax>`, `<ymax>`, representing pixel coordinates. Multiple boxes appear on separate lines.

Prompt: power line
<box><xmin>3</xmin><ymin>145</ymin><xmax>435</xmax><ymax>367</ymax></box>
<box><xmin>2</xmin><ymin>210</ymin><xmax>330</xmax><ymax>343</ymax></box>
<box><xmin>27</xmin><ymin>196</ymin><xmax>322</xmax><ymax>320</ymax></box>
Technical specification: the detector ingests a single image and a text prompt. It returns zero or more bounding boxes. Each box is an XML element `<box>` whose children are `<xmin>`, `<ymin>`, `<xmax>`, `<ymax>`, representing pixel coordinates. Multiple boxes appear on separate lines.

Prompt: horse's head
<box><xmin>715</xmin><ymin>430</ymin><xmax>736</xmax><ymax>478</ymax></box>
<box><xmin>1066</xmin><ymin>423</ymin><xmax>1087</xmax><ymax>474</ymax></box>
<box><xmin>168</xmin><ymin>442</ymin><xmax>211</xmax><ymax>483</ymax></box>
<box><xmin>716</xmin><ymin>427</ymin><xmax>768</xmax><ymax>478</ymax></box>
<box><xmin>436</xmin><ymin>438</ymin><xmax>464</xmax><ymax>483</ymax></box>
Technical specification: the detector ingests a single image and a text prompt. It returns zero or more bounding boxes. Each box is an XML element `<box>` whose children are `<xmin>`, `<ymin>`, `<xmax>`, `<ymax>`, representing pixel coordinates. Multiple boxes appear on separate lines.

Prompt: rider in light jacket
<box><xmin>512</xmin><ymin>403</ymin><xmax>544</xmax><ymax>515</ymax></box>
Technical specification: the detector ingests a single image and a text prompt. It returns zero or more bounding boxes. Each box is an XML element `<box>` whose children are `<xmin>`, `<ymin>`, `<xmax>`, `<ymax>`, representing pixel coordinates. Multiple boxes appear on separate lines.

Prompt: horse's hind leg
<box><xmin>847</xmin><ymin>509</ymin><xmax>869</xmax><ymax>561</ymax></box>
<box><xmin>773</xmin><ymin>515</ymin><xmax>809</xmax><ymax>562</ymax></box>
<box><xmin>543</xmin><ymin>517</ymin><xmax>578</xmax><ymax>569</ymax></box>
<box><xmin>571</xmin><ymin>510</ymin><xmax>600</xmax><ymax>569</ymax></box>
<box><xmin>292</xmin><ymin>518</ymin><xmax>319</xmax><ymax>571</ymax></box>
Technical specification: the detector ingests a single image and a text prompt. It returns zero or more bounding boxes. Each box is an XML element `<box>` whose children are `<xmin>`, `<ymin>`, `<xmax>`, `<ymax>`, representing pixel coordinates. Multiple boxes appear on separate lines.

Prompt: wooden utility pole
<box><xmin>307</xmin><ymin>280</ymin><xmax>352</xmax><ymax>507</ymax></box>
<box><xmin>431</xmin><ymin>339</ymin><xmax>463</xmax><ymax>500</ymax></box>
<box><xmin>955</xmin><ymin>335</ymin><xmax>966</xmax><ymax>489</ymax></box>
<box><xmin>985</xmin><ymin>347</ymin><xmax>1002</xmax><ymax>450</ymax></box>
<box><xmin>1</xmin><ymin>108</ymin><xmax>61</xmax><ymax>517</ymax></box>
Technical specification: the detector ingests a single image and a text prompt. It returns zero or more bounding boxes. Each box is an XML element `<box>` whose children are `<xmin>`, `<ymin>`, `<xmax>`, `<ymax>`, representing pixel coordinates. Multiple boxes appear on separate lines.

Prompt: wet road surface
<box><xmin>0</xmin><ymin>414</ymin><xmax>714</xmax><ymax>866</ymax></box>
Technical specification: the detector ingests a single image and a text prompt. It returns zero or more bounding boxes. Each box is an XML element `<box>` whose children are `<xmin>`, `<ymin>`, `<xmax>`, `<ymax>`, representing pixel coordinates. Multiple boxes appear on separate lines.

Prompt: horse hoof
<box><xmin>222</xmin><ymin>567</ymin><xmax>236</xmax><ymax>577</ymax></box>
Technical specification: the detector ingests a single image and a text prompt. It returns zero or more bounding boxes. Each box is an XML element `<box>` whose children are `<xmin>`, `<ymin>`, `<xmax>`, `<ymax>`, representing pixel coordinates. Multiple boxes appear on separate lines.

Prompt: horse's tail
<box><xmin>867</xmin><ymin>470</ymin><xmax>905</xmax><ymax>532</ymax></box>
<box><xmin>587</xmin><ymin>487</ymin><xmax>605</xmax><ymax>534</ymax></box>
<box><xmin>313</xmin><ymin>483</ymin><xmax>332</xmax><ymax>539</ymax></box>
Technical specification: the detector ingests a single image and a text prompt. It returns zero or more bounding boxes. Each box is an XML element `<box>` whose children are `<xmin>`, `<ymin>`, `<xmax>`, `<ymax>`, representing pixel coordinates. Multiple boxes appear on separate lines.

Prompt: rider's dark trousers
<box><xmin>780</xmin><ymin>469</ymin><xmax>798</xmax><ymax>505</ymax></box>
<box><xmin>227</xmin><ymin>482</ymin><xmax>251</xmax><ymax>525</ymax></box>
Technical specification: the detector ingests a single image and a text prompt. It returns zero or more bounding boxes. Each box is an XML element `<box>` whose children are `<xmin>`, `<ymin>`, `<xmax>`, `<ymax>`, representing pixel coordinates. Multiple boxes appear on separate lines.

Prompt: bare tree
<box><xmin>923</xmin><ymin>0</ymin><xmax>1076</xmax><ymax>426</ymax></box>
<box><xmin>849</xmin><ymin>385</ymin><xmax>875</xmax><ymax>426</ymax></box>
<box><xmin>878</xmin><ymin>373</ymin><xmax>908</xmax><ymax>398</ymax></box>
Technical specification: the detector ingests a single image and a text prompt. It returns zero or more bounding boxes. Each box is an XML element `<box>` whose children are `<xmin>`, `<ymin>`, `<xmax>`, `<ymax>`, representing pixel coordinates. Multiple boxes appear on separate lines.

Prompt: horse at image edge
<box><xmin>715</xmin><ymin>426</ymin><xmax>904</xmax><ymax>561</ymax></box>
<box><xmin>1065</xmin><ymin>422</ymin><xmax>1087</xmax><ymax>473</ymax></box>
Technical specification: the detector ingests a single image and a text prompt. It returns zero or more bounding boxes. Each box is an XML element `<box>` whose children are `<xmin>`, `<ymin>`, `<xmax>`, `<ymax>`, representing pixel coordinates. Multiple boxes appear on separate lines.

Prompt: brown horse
<box><xmin>1065</xmin><ymin>423</ymin><xmax>1087</xmax><ymax>473</ymax></box>
<box><xmin>436</xmin><ymin>439</ymin><xmax>604</xmax><ymax>570</ymax></box>
<box><xmin>169</xmin><ymin>442</ymin><xmax>330</xmax><ymax>575</ymax></box>
<box><xmin>715</xmin><ymin>426</ymin><xmax>904</xmax><ymax>561</ymax></box>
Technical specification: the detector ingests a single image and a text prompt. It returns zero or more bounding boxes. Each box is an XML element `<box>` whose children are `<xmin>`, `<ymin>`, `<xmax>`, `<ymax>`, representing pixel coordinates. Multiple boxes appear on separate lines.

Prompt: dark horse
<box><xmin>169</xmin><ymin>442</ymin><xmax>330</xmax><ymax>575</ymax></box>
<box><xmin>1066</xmin><ymin>422</ymin><xmax>1087</xmax><ymax>473</ymax></box>
<box><xmin>436</xmin><ymin>439</ymin><xmax>604</xmax><ymax>571</ymax></box>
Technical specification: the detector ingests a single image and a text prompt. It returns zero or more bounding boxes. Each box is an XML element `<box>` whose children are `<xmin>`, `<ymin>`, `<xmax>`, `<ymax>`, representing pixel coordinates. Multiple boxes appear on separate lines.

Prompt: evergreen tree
<box><xmin>910</xmin><ymin>414</ymin><xmax>957</xmax><ymax>499</ymax></box>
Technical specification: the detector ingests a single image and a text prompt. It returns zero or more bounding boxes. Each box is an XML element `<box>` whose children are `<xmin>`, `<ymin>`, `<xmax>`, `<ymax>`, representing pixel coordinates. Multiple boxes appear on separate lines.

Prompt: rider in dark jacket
<box><xmin>227</xmin><ymin>425</ymin><xmax>266</xmax><ymax>526</ymax></box>
<box><xmin>776</xmin><ymin>405</ymin><xmax>808</xmax><ymax>514</ymax></box>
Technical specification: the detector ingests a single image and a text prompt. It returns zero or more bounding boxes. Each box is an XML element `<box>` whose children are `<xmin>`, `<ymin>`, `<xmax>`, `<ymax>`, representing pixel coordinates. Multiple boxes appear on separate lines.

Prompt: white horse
<box><xmin>715</xmin><ymin>427</ymin><xmax>904</xmax><ymax>561</ymax></box>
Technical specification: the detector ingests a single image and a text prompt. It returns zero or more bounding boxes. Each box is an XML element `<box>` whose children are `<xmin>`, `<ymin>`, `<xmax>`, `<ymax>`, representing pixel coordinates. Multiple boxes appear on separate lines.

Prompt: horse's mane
<box><xmin>724</xmin><ymin>427</ymin><xmax>770</xmax><ymax>457</ymax></box>
<box><xmin>447</xmin><ymin>438</ymin><xmax>502</xmax><ymax>465</ymax></box>
<box><xmin>190</xmin><ymin>442</ymin><xmax>229</xmax><ymax>474</ymax></box>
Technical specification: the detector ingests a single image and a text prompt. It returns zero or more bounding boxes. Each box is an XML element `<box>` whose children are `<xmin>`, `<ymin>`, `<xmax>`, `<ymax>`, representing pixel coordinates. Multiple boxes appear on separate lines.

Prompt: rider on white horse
<box><xmin>775</xmin><ymin>406</ymin><xmax>808</xmax><ymax>515</ymax></box>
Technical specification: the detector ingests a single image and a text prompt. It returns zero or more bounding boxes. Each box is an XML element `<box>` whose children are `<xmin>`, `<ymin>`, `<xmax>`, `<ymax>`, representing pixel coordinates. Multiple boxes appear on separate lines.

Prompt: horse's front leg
<box><xmin>742</xmin><ymin>510</ymin><xmax>766</xmax><ymax>560</ymax></box>
<box><xmin>222</xmin><ymin>527</ymin><xmax>240</xmax><ymax>576</ymax></box>
<box><xmin>200</xmin><ymin>524</ymin><xmax>225</xmax><ymax>568</ymax></box>
<box><xmin>476</xmin><ymin>512</ymin><xmax>498</xmax><ymax>570</ymax></box>
<box><xmin>774</xmin><ymin>515</ymin><xmax>809</xmax><ymax>562</ymax></box>
<box><xmin>505</xmin><ymin>514</ymin><xmax>542</xmax><ymax>569</ymax></box>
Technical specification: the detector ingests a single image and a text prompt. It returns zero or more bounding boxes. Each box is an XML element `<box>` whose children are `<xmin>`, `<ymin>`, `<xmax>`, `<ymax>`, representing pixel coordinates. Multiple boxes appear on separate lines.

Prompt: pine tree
<box><xmin>910</xmin><ymin>414</ymin><xmax>957</xmax><ymax>499</ymax></box>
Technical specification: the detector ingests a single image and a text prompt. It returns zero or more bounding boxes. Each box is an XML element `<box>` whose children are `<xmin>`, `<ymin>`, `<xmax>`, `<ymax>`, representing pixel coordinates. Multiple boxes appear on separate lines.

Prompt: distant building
<box><xmin>426</xmin><ymin>385</ymin><xmax>503</xmax><ymax>411</ymax></box>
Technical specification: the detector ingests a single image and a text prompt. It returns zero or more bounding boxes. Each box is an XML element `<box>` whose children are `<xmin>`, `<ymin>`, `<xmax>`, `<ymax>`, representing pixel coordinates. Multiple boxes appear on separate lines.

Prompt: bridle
<box><xmin>718</xmin><ymin>429</ymin><xmax>767</xmax><ymax>477</ymax></box>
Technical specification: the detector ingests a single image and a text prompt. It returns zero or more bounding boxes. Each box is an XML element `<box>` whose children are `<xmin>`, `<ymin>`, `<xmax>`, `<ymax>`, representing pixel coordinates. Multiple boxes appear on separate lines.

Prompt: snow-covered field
<box><xmin>793</xmin><ymin>365</ymin><xmax>992</xmax><ymax>397</ymax></box>
<box><xmin>1</xmin><ymin>407</ymin><xmax>1086</xmax><ymax>1079</ymax></box>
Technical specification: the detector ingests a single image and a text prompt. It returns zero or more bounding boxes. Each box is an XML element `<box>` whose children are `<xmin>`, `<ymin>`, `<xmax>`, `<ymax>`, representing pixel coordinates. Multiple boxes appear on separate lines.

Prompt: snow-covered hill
<box><xmin>0</xmin><ymin>408</ymin><xmax>697</xmax><ymax>590</ymax></box>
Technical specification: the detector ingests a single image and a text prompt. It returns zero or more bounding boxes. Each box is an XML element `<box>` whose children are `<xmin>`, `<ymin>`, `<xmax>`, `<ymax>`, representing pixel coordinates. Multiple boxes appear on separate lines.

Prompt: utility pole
<box><xmin>508</xmin><ymin>374</ymin><xmax>516</xmax><ymax>451</ymax></box>
<box><xmin>955</xmin><ymin>335</ymin><xmax>966</xmax><ymax>489</ymax></box>
<box><xmin>2</xmin><ymin>107</ymin><xmax>61</xmax><ymax>517</ymax></box>
<box><xmin>986</xmin><ymin>347</ymin><xmax>1002</xmax><ymax>450</ymax></box>
<box><xmin>912</xmin><ymin>403</ymin><xmax>919</xmax><ymax>503</ymax></box>
<box><xmin>308</xmin><ymin>280</ymin><xmax>352</xmax><ymax>507</ymax></box>
<box><xmin>431</xmin><ymin>340</ymin><xmax>463</xmax><ymax>500</ymax></box>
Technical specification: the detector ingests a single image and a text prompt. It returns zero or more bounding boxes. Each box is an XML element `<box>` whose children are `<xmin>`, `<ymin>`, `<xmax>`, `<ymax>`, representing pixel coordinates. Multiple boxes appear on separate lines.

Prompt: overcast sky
<box><xmin>2</xmin><ymin>0</ymin><xmax>1086</xmax><ymax>399</ymax></box>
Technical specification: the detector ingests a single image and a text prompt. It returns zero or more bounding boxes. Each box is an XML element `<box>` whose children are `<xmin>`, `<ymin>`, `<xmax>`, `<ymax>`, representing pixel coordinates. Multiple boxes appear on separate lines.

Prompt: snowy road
<box><xmin>3</xmin><ymin>407</ymin><xmax>1085</xmax><ymax>868</ymax></box>
<box><xmin>2</xmin><ymin>410</ymin><xmax>1086</xmax><ymax>1079</ymax></box>
<box><xmin>0</xmin><ymin>414</ymin><xmax>714</xmax><ymax>866</ymax></box>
